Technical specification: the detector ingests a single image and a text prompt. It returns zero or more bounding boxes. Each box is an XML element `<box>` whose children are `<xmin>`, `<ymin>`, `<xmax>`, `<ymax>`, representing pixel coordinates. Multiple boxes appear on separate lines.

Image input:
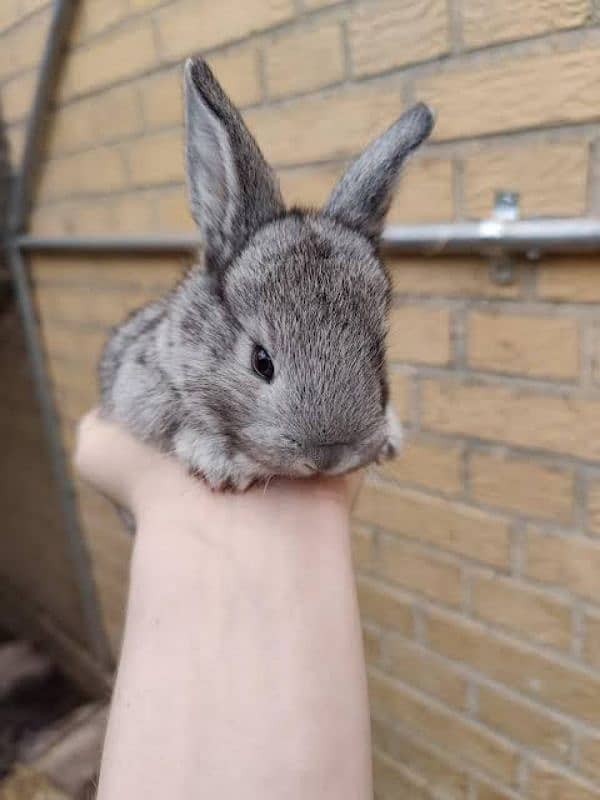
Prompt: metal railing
<box><xmin>3</xmin><ymin>0</ymin><xmax>112</xmax><ymax>676</ymax></box>
<box><xmin>16</xmin><ymin>216</ymin><xmax>600</xmax><ymax>256</ymax></box>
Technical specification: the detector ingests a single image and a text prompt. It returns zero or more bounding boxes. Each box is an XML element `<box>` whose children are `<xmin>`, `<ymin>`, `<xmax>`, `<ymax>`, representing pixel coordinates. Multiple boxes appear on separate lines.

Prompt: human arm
<box><xmin>75</xmin><ymin>412</ymin><xmax>372</xmax><ymax>800</ymax></box>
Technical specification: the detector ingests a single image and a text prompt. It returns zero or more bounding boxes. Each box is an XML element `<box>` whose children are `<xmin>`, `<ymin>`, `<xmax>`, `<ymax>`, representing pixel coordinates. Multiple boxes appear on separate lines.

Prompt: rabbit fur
<box><xmin>99</xmin><ymin>59</ymin><xmax>434</xmax><ymax>490</ymax></box>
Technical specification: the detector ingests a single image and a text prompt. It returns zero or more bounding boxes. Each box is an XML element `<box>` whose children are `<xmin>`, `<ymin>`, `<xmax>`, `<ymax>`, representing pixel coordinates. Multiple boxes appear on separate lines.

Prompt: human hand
<box><xmin>75</xmin><ymin>410</ymin><xmax>362</xmax><ymax>530</ymax></box>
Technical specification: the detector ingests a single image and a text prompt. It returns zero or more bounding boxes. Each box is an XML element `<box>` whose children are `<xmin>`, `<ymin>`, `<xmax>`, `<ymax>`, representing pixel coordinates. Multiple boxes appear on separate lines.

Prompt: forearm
<box><xmin>96</xmin><ymin>479</ymin><xmax>372</xmax><ymax>800</ymax></box>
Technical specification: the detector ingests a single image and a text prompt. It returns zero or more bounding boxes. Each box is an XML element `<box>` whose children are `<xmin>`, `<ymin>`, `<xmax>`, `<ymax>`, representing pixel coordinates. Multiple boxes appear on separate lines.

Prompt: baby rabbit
<box><xmin>99</xmin><ymin>58</ymin><xmax>434</xmax><ymax>490</ymax></box>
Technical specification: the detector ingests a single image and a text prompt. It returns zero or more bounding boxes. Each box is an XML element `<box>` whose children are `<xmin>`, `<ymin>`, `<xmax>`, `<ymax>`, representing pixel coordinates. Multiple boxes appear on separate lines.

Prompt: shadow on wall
<box><xmin>0</xmin><ymin>103</ymin><xmax>93</xmax><ymax>659</ymax></box>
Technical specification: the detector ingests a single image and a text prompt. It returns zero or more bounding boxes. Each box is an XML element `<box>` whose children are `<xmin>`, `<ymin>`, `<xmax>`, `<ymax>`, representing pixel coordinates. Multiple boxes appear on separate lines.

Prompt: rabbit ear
<box><xmin>324</xmin><ymin>103</ymin><xmax>434</xmax><ymax>243</ymax></box>
<box><xmin>184</xmin><ymin>58</ymin><xmax>284</xmax><ymax>272</ymax></box>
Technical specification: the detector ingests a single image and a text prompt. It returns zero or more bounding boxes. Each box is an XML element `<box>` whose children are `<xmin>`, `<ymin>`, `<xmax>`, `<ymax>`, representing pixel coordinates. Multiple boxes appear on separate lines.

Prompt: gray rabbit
<box><xmin>99</xmin><ymin>59</ymin><xmax>434</xmax><ymax>490</ymax></box>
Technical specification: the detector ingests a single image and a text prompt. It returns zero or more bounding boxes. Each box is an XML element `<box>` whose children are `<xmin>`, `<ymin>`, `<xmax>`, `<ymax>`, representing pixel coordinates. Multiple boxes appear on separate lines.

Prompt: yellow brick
<box><xmin>418</xmin><ymin>47</ymin><xmax>600</xmax><ymax>140</ymax></box>
<box><xmin>388</xmin><ymin>256</ymin><xmax>521</xmax><ymax>298</ymax></box>
<box><xmin>363</xmin><ymin>625</ymin><xmax>382</xmax><ymax>665</ymax></box>
<box><xmin>469</xmin><ymin>452</ymin><xmax>574</xmax><ymax>523</ymax></box>
<box><xmin>378</xmin><ymin>437</ymin><xmax>463</xmax><ymax>495</ymax></box>
<box><xmin>53</xmin><ymin>381</ymin><xmax>99</xmax><ymax>423</ymax></box>
<box><xmin>373</xmin><ymin>750</ymin><xmax>428</xmax><ymax>800</ymax></box>
<box><xmin>426</xmin><ymin>607</ymin><xmax>600</xmax><ymax>725</ymax></box>
<box><xmin>388</xmin><ymin>158</ymin><xmax>454</xmax><ymax>223</ymax></box>
<box><xmin>48</xmin><ymin>84</ymin><xmax>143</xmax><ymax>155</ymax></box>
<box><xmin>462</xmin><ymin>0</ymin><xmax>590</xmax><ymax>48</ymax></box>
<box><xmin>537</xmin><ymin>256</ymin><xmax>600</xmax><ymax>302</ymax></box>
<box><xmin>71</xmin><ymin>0</ymin><xmax>132</xmax><ymax>44</ymax></box>
<box><xmin>369</xmin><ymin>669</ymin><xmax>518</xmax><ymax>780</ymax></box>
<box><xmin>49</xmin><ymin>357</ymin><xmax>97</xmax><ymax>400</ymax></box>
<box><xmin>303</xmin><ymin>0</ymin><xmax>338</xmax><ymax>6</ymax></box>
<box><xmin>30</xmin><ymin>254</ymin><xmax>184</xmax><ymax>291</ymax></box>
<box><xmin>111</xmin><ymin>192</ymin><xmax>157</xmax><ymax>233</ymax></box>
<box><xmin>37</xmin><ymin>146</ymin><xmax>127</xmax><ymax>201</ymax></box>
<box><xmin>139</xmin><ymin>50</ymin><xmax>261</xmax><ymax>134</ymax></box>
<box><xmin>525</xmin><ymin>528</ymin><xmax>600</xmax><ymax>604</ymax></box>
<box><xmin>0</xmin><ymin>7</ymin><xmax>51</xmax><ymax>81</ymax></box>
<box><xmin>30</xmin><ymin>205</ymin><xmax>67</xmax><ymax>236</ymax></box>
<box><xmin>208</xmin><ymin>46</ymin><xmax>262</xmax><ymax>108</ymax></box>
<box><xmin>155</xmin><ymin>186</ymin><xmax>196</xmax><ymax>232</ymax></box>
<box><xmin>355</xmin><ymin>480</ymin><xmax>510</xmax><ymax>567</ymax></box>
<box><xmin>386</xmin><ymin>638</ymin><xmax>468</xmax><ymax>707</ymax></box>
<box><xmin>35</xmin><ymin>285</ymin><xmax>148</xmax><ymax>328</ymax></box>
<box><xmin>471</xmin><ymin>574</ymin><xmax>572</xmax><ymax>650</ymax></box>
<box><xmin>125</xmin><ymin>129</ymin><xmax>184</xmax><ymax>186</ymax></box>
<box><xmin>57</xmin><ymin>198</ymin><xmax>115</xmax><ymax>235</ymax></box>
<box><xmin>584</xmin><ymin>611</ymin><xmax>600</xmax><ymax>668</ymax></box>
<box><xmin>377</xmin><ymin>533</ymin><xmax>463</xmax><ymax>606</ymax></box>
<box><xmin>464</xmin><ymin>143</ymin><xmax>589</xmax><ymax>219</ymax></box>
<box><xmin>580</xmin><ymin>734</ymin><xmax>600</xmax><ymax>783</ymax></box>
<box><xmin>388</xmin><ymin>305</ymin><xmax>451</xmax><ymax>365</ymax></box>
<box><xmin>468</xmin><ymin>311</ymin><xmax>579</xmax><ymax>380</ymax></box>
<box><xmin>138</xmin><ymin>68</ymin><xmax>182</xmax><ymax>130</ymax></box>
<box><xmin>529</xmin><ymin>759</ymin><xmax>600</xmax><ymax>800</ymax></box>
<box><xmin>1</xmin><ymin>70</ymin><xmax>38</xmax><ymax>124</ymax></box>
<box><xmin>245</xmin><ymin>80</ymin><xmax>405</xmax><ymax>166</ymax></box>
<box><xmin>348</xmin><ymin>0</ymin><xmax>449</xmax><ymax>77</ymax></box>
<box><xmin>20</xmin><ymin>0</ymin><xmax>51</xmax><ymax>12</ymax></box>
<box><xmin>356</xmin><ymin>576</ymin><xmax>413</xmax><ymax>634</ymax></box>
<box><xmin>156</xmin><ymin>0</ymin><xmax>295</xmax><ymax>61</ymax></box>
<box><xmin>278</xmin><ymin>163</ymin><xmax>344</xmax><ymax>208</ymax></box>
<box><xmin>478</xmin><ymin>686</ymin><xmax>571</xmax><ymax>761</ymax></box>
<box><xmin>38</xmin><ymin>322</ymin><xmax>106</xmax><ymax>364</ymax></box>
<box><xmin>475</xmin><ymin>782</ymin><xmax>520</xmax><ymax>800</ymax></box>
<box><xmin>422</xmin><ymin>378</ymin><xmax>600</xmax><ymax>461</ymax></box>
<box><xmin>0</xmin><ymin>0</ymin><xmax>20</xmax><ymax>31</ymax></box>
<box><xmin>389</xmin><ymin>372</ymin><xmax>411</xmax><ymax>423</ymax></box>
<box><xmin>372</xmin><ymin>720</ymin><xmax>468</xmax><ymax>799</ymax></box>
<box><xmin>351</xmin><ymin>525</ymin><xmax>376</xmax><ymax>571</ymax></box>
<box><xmin>478</xmin><ymin>453</ymin><xmax>574</xmax><ymax>524</ymax></box>
<box><xmin>59</xmin><ymin>20</ymin><xmax>158</xmax><ymax>100</ymax></box>
<box><xmin>265</xmin><ymin>23</ymin><xmax>344</xmax><ymax>99</ymax></box>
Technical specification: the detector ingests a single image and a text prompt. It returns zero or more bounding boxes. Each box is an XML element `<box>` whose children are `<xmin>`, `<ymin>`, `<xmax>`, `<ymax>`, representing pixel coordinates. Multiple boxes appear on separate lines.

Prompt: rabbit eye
<box><xmin>252</xmin><ymin>345</ymin><xmax>274</xmax><ymax>382</ymax></box>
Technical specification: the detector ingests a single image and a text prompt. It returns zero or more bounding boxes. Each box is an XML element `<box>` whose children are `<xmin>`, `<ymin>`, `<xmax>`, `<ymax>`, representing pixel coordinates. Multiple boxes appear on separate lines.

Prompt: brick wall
<box><xmin>3</xmin><ymin>1</ymin><xmax>600</xmax><ymax>797</ymax></box>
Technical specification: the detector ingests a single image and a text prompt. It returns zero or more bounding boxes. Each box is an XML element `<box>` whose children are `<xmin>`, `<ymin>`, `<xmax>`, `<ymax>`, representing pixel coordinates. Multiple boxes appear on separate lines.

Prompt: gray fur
<box><xmin>99</xmin><ymin>58</ymin><xmax>433</xmax><ymax>490</ymax></box>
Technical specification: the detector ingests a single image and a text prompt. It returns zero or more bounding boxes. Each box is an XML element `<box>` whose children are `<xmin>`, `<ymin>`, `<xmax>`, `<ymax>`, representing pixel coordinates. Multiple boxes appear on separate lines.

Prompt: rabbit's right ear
<box><xmin>184</xmin><ymin>59</ymin><xmax>284</xmax><ymax>272</ymax></box>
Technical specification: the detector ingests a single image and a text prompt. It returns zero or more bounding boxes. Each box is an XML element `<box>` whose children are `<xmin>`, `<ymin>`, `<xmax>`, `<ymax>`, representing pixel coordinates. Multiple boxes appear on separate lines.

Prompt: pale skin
<box><xmin>75</xmin><ymin>411</ymin><xmax>372</xmax><ymax>800</ymax></box>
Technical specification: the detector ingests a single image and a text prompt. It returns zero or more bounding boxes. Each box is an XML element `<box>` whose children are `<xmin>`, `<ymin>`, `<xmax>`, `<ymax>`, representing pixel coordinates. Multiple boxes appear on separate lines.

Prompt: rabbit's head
<box><xmin>174</xmin><ymin>59</ymin><xmax>433</xmax><ymax>478</ymax></box>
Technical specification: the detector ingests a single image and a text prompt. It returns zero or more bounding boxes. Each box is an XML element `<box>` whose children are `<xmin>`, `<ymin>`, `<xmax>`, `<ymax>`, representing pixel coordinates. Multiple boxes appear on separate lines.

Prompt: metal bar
<box><xmin>4</xmin><ymin>0</ymin><xmax>112</xmax><ymax>670</ymax></box>
<box><xmin>18</xmin><ymin>233</ymin><xmax>202</xmax><ymax>253</ymax></box>
<box><xmin>6</xmin><ymin>242</ymin><xmax>112</xmax><ymax>668</ymax></box>
<box><xmin>9</xmin><ymin>0</ymin><xmax>78</xmax><ymax>234</ymax></box>
<box><xmin>382</xmin><ymin>218</ymin><xmax>600</xmax><ymax>256</ymax></box>
<box><xmin>16</xmin><ymin>216</ymin><xmax>600</xmax><ymax>257</ymax></box>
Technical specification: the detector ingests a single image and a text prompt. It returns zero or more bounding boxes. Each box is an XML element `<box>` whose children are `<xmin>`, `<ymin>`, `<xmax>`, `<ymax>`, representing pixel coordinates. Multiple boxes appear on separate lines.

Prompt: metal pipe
<box><xmin>17</xmin><ymin>216</ymin><xmax>600</xmax><ymax>257</ymax></box>
<box><xmin>383</xmin><ymin>218</ymin><xmax>600</xmax><ymax>256</ymax></box>
<box><xmin>6</xmin><ymin>242</ymin><xmax>112</xmax><ymax>668</ymax></box>
<box><xmin>18</xmin><ymin>232</ymin><xmax>202</xmax><ymax>253</ymax></box>
<box><xmin>4</xmin><ymin>0</ymin><xmax>112</xmax><ymax>671</ymax></box>
<box><xmin>9</xmin><ymin>0</ymin><xmax>78</xmax><ymax>234</ymax></box>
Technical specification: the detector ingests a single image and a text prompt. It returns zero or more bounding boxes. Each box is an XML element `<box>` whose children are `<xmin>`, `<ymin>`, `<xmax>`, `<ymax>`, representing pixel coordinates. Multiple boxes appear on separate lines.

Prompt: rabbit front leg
<box><xmin>377</xmin><ymin>403</ymin><xmax>403</xmax><ymax>462</ymax></box>
<box><xmin>173</xmin><ymin>427</ymin><xmax>264</xmax><ymax>491</ymax></box>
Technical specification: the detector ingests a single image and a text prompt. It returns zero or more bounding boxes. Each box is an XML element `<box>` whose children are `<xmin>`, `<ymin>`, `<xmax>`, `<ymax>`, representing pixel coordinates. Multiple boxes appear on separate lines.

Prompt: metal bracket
<box><xmin>489</xmin><ymin>191</ymin><xmax>520</xmax><ymax>285</ymax></box>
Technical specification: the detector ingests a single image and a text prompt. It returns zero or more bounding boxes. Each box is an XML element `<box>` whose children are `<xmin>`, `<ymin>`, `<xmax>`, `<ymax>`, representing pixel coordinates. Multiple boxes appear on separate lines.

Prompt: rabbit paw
<box><xmin>175</xmin><ymin>427</ymin><xmax>262</xmax><ymax>492</ymax></box>
<box><xmin>377</xmin><ymin>404</ymin><xmax>403</xmax><ymax>463</ymax></box>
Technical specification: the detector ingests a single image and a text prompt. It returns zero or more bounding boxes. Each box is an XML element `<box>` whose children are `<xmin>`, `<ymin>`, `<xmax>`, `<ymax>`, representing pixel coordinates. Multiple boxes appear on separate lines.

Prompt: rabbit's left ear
<box><xmin>324</xmin><ymin>103</ymin><xmax>434</xmax><ymax>243</ymax></box>
<box><xmin>184</xmin><ymin>58</ymin><xmax>285</xmax><ymax>272</ymax></box>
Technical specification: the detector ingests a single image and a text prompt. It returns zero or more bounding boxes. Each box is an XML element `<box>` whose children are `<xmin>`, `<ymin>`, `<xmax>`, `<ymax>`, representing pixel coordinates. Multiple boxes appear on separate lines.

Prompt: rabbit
<box><xmin>99</xmin><ymin>58</ymin><xmax>434</xmax><ymax>491</ymax></box>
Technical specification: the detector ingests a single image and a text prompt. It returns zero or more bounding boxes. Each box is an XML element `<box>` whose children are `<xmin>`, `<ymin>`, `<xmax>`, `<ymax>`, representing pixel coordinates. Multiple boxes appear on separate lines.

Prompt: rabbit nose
<box><xmin>305</xmin><ymin>443</ymin><xmax>344</xmax><ymax>472</ymax></box>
